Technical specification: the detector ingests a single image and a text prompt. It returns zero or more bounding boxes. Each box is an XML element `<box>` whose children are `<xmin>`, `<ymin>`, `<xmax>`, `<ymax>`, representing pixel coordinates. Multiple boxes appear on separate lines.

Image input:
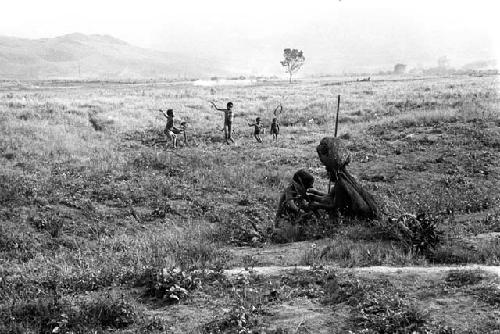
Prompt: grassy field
<box><xmin>1</xmin><ymin>74</ymin><xmax>499</xmax><ymax>333</ymax></box>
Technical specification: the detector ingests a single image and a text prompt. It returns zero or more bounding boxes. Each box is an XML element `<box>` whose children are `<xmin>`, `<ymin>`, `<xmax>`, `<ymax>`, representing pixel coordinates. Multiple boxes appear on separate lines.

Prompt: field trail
<box><xmin>210</xmin><ymin>239</ymin><xmax>500</xmax><ymax>334</ymax></box>
<box><xmin>225</xmin><ymin>263</ymin><xmax>500</xmax><ymax>278</ymax></box>
<box><xmin>226</xmin><ymin>239</ymin><xmax>500</xmax><ymax>278</ymax></box>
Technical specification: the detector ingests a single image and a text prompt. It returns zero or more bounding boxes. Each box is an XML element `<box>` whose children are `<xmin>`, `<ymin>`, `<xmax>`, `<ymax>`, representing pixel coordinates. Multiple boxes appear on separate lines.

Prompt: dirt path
<box><xmin>217</xmin><ymin>237</ymin><xmax>500</xmax><ymax>333</ymax></box>
<box><xmin>227</xmin><ymin>239</ymin><xmax>326</xmax><ymax>267</ymax></box>
<box><xmin>224</xmin><ymin>264</ymin><xmax>500</xmax><ymax>278</ymax></box>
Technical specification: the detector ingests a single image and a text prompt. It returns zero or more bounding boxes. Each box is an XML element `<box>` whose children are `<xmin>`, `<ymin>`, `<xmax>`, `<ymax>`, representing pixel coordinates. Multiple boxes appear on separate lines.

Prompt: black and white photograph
<box><xmin>1</xmin><ymin>0</ymin><xmax>499</xmax><ymax>333</ymax></box>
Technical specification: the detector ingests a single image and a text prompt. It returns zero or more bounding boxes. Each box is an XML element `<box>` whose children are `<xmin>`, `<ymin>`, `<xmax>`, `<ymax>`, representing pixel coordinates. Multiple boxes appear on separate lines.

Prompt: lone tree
<box><xmin>280</xmin><ymin>48</ymin><xmax>305</xmax><ymax>83</ymax></box>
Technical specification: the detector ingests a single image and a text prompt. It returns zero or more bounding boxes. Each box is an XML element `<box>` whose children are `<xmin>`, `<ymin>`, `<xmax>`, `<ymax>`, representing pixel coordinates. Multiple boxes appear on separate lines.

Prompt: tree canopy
<box><xmin>280</xmin><ymin>48</ymin><xmax>305</xmax><ymax>83</ymax></box>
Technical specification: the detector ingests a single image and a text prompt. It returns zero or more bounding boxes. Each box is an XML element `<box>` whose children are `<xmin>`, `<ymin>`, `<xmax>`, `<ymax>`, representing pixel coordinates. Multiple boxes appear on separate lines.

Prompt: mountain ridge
<box><xmin>0</xmin><ymin>33</ymin><xmax>227</xmax><ymax>79</ymax></box>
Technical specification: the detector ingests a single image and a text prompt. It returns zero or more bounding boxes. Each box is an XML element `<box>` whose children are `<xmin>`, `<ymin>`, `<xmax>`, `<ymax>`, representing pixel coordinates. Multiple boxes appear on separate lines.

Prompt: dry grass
<box><xmin>1</xmin><ymin>74</ymin><xmax>499</xmax><ymax>332</ymax></box>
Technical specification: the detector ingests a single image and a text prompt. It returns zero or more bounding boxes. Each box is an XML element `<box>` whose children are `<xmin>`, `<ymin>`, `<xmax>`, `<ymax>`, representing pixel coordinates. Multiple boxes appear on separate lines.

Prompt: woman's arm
<box><xmin>307</xmin><ymin>188</ymin><xmax>328</xmax><ymax>196</ymax></box>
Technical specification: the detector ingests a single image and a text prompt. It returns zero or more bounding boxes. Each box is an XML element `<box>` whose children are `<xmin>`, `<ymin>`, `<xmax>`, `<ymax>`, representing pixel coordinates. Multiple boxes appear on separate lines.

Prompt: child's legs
<box><xmin>227</xmin><ymin>123</ymin><xmax>234</xmax><ymax>142</ymax></box>
<box><xmin>167</xmin><ymin>131</ymin><xmax>177</xmax><ymax>147</ymax></box>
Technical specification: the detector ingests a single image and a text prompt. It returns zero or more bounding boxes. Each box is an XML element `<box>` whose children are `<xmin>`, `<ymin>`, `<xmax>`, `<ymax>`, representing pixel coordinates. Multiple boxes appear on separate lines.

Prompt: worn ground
<box><xmin>0</xmin><ymin>75</ymin><xmax>499</xmax><ymax>333</ymax></box>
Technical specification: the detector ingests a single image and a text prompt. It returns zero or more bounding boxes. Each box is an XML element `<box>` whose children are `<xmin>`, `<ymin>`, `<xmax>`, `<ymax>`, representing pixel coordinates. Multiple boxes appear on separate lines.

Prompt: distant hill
<box><xmin>0</xmin><ymin>33</ymin><xmax>227</xmax><ymax>79</ymax></box>
<box><xmin>461</xmin><ymin>59</ymin><xmax>498</xmax><ymax>71</ymax></box>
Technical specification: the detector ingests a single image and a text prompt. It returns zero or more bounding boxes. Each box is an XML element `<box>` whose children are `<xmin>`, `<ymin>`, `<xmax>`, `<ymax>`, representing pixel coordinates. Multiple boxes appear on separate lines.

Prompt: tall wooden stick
<box><xmin>334</xmin><ymin>94</ymin><xmax>340</xmax><ymax>138</ymax></box>
<box><xmin>328</xmin><ymin>94</ymin><xmax>341</xmax><ymax>194</ymax></box>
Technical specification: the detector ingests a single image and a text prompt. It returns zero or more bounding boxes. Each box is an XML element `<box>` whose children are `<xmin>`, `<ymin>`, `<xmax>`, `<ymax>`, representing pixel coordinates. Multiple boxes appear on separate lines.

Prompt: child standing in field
<box><xmin>270</xmin><ymin>118</ymin><xmax>280</xmax><ymax>141</ymax></box>
<box><xmin>160</xmin><ymin>108</ymin><xmax>184</xmax><ymax>148</ymax></box>
<box><xmin>248</xmin><ymin>117</ymin><xmax>264</xmax><ymax>143</ymax></box>
<box><xmin>211</xmin><ymin>101</ymin><xmax>235</xmax><ymax>145</ymax></box>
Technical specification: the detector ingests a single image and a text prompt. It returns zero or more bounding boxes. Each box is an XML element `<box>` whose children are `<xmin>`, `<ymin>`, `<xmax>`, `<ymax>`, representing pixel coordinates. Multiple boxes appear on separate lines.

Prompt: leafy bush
<box><xmin>142</xmin><ymin>267</ymin><xmax>222</xmax><ymax>303</ymax></box>
<box><xmin>382</xmin><ymin>213</ymin><xmax>442</xmax><ymax>255</ymax></box>
<box><xmin>350</xmin><ymin>291</ymin><xmax>427</xmax><ymax>333</ymax></box>
<box><xmin>201</xmin><ymin>306</ymin><xmax>260</xmax><ymax>334</ymax></box>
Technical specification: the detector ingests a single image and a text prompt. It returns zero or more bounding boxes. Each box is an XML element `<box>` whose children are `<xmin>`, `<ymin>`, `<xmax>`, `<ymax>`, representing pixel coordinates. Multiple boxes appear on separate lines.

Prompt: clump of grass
<box><xmin>141</xmin><ymin>266</ymin><xmax>224</xmax><ymax>303</ymax></box>
<box><xmin>428</xmin><ymin>239</ymin><xmax>500</xmax><ymax>265</ymax></box>
<box><xmin>78</xmin><ymin>292</ymin><xmax>139</xmax><ymax>329</ymax></box>
<box><xmin>372</xmin><ymin>213</ymin><xmax>443</xmax><ymax>256</ymax></box>
<box><xmin>29</xmin><ymin>214</ymin><xmax>64</xmax><ymax>238</ymax></box>
<box><xmin>0</xmin><ymin>224</ymin><xmax>38</xmax><ymax>262</ymax></box>
<box><xmin>88</xmin><ymin>113</ymin><xmax>113</xmax><ymax>131</ymax></box>
<box><xmin>474</xmin><ymin>285</ymin><xmax>500</xmax><ymax>307</ymax></box>
<box><xmin>350</xmin><ymin>289</ymin><xmax>428</xmax><ymax>333</ymax></box>
<box><xmin>444</xmin><ymin>269</ymin><xmax>485</xmax><ymax>287</ymax></box>
<box><xmin>321</xmin><ymin>273</ymin><xmax>369</xmax><ymax>306</ymax></box>
<box><xmin>319</xmin><ymin>274</ymin><xmax>450</xmax><ymax>334</ymax></box>
<box><xmin>0</xmin><ymin>292</ymin><xmax>140</xmax><ymax>333</ymax></box>
<box><xmin>305</xmin><ymin>238</ymin><xmax>423</xmax><ymax>267</ymax></box>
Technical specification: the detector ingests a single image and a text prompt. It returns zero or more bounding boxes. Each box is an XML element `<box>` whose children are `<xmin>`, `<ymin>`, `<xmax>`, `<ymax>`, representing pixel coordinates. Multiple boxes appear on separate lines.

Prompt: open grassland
<box><xmin>1</xmin><ymin>75</ymin><xmax>499</xmax><ymax>333</ymax></box>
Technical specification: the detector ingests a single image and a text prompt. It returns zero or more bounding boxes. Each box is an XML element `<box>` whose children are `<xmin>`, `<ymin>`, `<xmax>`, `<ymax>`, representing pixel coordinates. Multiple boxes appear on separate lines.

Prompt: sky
<box><xmin>1</xmin><ymin>0</ymin><xmax>499</xmax><ymax>75</ymax></box>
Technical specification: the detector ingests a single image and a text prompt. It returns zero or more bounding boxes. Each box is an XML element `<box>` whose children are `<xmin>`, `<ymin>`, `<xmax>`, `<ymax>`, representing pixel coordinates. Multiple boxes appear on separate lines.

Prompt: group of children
<box><xmin>160</xmin><ymin>101</ymin><xmax>281</xmax><ymax>148</ymax></box>
<box><xmin>247</xmin><ymin>117</ymin><xmax>280</xmax><ymax>143</ymax></box>
<box><xmin>211</xmin><ymin>101</ymin><xmax>280</xmax><ymax>144</ymax></box>
<box><xmin>159</xmin><ymin>109</ymin><xmax>188</xmax><ymax>149</ymax></box>
<box><xmin>160</xmin><ymin>105</ymin><xmax>324</xmax><ymax>229</ymax></box>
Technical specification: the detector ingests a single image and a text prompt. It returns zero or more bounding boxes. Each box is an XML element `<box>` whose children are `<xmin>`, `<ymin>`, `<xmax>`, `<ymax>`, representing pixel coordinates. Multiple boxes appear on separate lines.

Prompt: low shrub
<box><xmin>0</xmin><ymin>292</ymin><xmax>139</xmax><ymax>333</ymax></box>
<box><xmin>444</xmin><ymin>270</ymin><xmax>485</xmax><ymax>288</ymax></box>
<box><xmin>78</xmin><ymin>293</ymin><xmax>138</xmax><ymax>329</ymax></box>
<box><xmin>141</xmin><ymin>267</ymin><xmax>223</xmax><ymax>304</ymax></box>
<box><xmin>350</xmin><ymin>290</ymin><xmax>428</xmax><ymax>333</ymax></box>
<box><xmin>377</xmin><ymin>213</ymin><xmax>443</xmax><ymax>255</ymax></box>
<box><xmin>474</xmin><ymin>286</ymin><xmax>500</xmax><ymax>307</ymax></box>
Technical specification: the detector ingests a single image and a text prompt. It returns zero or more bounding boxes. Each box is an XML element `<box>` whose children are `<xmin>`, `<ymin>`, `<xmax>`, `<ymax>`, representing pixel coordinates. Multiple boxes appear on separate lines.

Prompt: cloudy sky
<box><xmin>1</xmin><ymin>0</ymin><xmax>498</xmax><ymax>75</ymax></box>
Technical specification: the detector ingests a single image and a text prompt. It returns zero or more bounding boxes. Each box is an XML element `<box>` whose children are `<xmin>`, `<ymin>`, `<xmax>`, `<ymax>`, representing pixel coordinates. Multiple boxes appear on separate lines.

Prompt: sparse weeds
<box><xmin>350</xmin><ymin>291</ymin><xmax>428</xmax><ymax>334</ymax></box>
<box><xmin>306</xmin><ymin>238</ymin><xmax>423</xmax><ymax>267</ymax></box>
<box><xmin>141</xmin><ymin>266</ymin><xmax>222</xmax><ymax>303</ymax></box>
<box><xmin>375</xmin><ymin>213</ymin><xmax>443</xmax><ymax>256</ymax></box>
<box><xmin>1</xmin><ymin>76</ymin><xmax>499</xmax><ymax>332</ymax></box>
<box><xmin>474</xmin><ymin>285</ymin><xmax>500</xmax><ymax>307</ymax></box>
<box><xmin>444</xmin><ymin>269</ymin><xmax>486</xmax><ymax>287</ymax></box>
<box><xmin>428</xmin><ymin>239</ymin><xmax>500</xmax><ymax>265</ymax></box>
<box><xmin>0</xmin><ymin>291</ymin><xmax>141</xmax><ymax>333</ymax></box>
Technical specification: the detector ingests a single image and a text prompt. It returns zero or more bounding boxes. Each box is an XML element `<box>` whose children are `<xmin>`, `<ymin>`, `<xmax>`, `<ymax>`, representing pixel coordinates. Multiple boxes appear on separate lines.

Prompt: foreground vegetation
<box><xmin>1</xmin><ymin>74</ymin><xmax>499</xmax><ymax>332</ymax></box>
